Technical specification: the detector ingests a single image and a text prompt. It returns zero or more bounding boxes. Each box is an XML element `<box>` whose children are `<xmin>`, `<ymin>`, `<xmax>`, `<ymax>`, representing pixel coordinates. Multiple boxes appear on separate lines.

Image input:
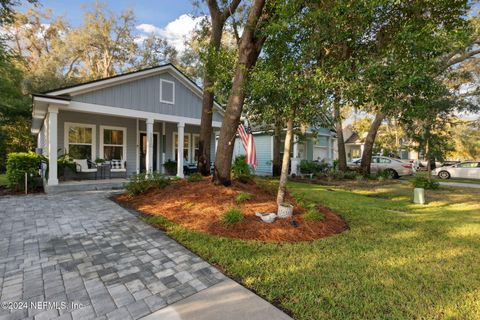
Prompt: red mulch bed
<box><xmin>116</xmin><ymin>178</ymin><xmax>347</xmax><ymax>242</ymax></box>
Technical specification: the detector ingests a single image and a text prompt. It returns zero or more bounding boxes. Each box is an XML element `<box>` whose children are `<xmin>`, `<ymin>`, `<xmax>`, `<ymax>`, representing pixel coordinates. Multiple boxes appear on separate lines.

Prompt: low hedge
<box><xmin>6</xmin><ymin>152</ymin><xmax>45</xmax><ymax>190</ymax></box>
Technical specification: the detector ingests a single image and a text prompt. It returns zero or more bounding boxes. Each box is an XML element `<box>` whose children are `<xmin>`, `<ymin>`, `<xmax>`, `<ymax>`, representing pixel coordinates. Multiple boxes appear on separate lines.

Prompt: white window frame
<box><xmin>99</xmin><ymin>125</ymin><xmax>127</xmax><ymax>161</ymax></box>
<box><xmin>160</xmin><ymin>79</ymin><xmax>175</xmax><ymax>104</ymax></box>
<box><xmin>173</xmin><ymin>132</ymin><xmax>191</xmax><ymax>163</ymax></box>
<box><xmin>192</xmin><ymin>134</ymin><xmax>200</xmax><ymax>162</ymax></box>
<box><xmin>64</xmin><ymin>122</ymin><xmax>96</xmax><ymax>160</ymax></box>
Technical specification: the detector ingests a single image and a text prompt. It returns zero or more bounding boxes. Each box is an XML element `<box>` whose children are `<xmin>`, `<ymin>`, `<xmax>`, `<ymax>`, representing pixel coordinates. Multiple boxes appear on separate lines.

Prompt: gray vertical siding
<box><xmin>72</xmin><ymin>72</ymin><xmax>223</xmax><ymax>123</ymax></box>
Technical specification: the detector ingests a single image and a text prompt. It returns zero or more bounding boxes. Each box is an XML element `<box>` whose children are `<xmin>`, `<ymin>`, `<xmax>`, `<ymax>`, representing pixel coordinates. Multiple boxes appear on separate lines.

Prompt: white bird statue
<box><xmin>255</xmin><ymin>212</ymin><xmax>277</xmax><ymax>223</ymax></box>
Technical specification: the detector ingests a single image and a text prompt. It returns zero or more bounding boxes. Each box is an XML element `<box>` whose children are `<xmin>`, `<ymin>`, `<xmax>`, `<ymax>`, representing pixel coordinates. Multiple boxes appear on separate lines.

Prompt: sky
<box><xmin>19</xmin><ymin>0</ymin><xmax>204</xmax><ymax>51</ymax></box>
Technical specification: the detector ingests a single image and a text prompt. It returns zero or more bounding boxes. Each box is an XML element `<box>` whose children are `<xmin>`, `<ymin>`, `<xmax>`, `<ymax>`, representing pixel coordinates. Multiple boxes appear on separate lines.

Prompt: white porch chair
<box><xmin>73</xmin><ymin>159</ymin><xmax>98</xmax><ymax>180</ymax></box>
<box><xmin>109</xmin><ymin>159</ymin><xmax>127</xmax><ymax>178</ymax></box>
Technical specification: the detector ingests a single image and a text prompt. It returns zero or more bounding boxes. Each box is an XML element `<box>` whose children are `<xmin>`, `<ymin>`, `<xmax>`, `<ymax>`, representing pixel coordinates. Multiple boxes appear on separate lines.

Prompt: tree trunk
<box><xmin>198</xmin><ymin>0</ymin><xmax>241</xmax><ymax>176</ymax></box>
<box><xmin>213</xmin><ymin>0</ymin><xmax>267</xmax><ymax>186</ymax></box>
<box><xmin>334</xmin><ymin>103</ymin><xmax>347</xmax><ymax>172</ymax></box>
<box><xmin>198</xmin><ymin>14</ymin><xmax>223</xmax><ymax>176</ymax></box>
<box><xmin>272</xmin><ymin>121</ymin><xmax>282</xmax><ymax>176</ymax></box>
<box><xmin>360</xmin><ymin>111</ymin><xmax>386</xmax><ymax>175</ymax></box>
<box><xmin>277</xmin><ymin>110</ymin><xmax>295</xmax><ymax>205</ymax></box>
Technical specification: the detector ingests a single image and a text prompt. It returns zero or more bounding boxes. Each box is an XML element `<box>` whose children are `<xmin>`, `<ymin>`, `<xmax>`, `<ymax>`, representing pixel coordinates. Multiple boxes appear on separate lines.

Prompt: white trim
<box><xmin>45</xmin><ymin>64</ymin><xmax>224</xmax><ymax>114</ymax></box>
<box><xmin>64</xmin><ymin>122</ymin><xmax>97</xmax><ymax>160</ymax></box>
<box><xmin>173</xmin><ymin>132</ymin><xmax>192</xmax><ymax>163</ymax></box>
<box><xmin>99</xmin><ymin>125</ymin><xmax>127</xmax><ymax>161</ymax></box>
<box><xmin>160</xmin><ymin>79</ymin><xmax>175</xmax><ymax>104</ymax></box>
<box><xmin>192</xmin><ymin>133</ymin><xmax>199</xmax><ymax>163</ymax></box>
<box><xmin>64</xmin><ymin>101</ymin><xmax>223</xmax><ymax>127</ymax></box>
<box><xmin>136</xmin><ymin>118</ymin><xmax>140</xmax><ymax>173</ymax></box>
<box><xmin>139</xmin><ymin>131</ymin><xmax>161</xmax><ymax>172</ymax></box>
<box><xmin>33</xmin><ymin>96</ymin><xmax>70</xmax><ymax>105</ymax></box>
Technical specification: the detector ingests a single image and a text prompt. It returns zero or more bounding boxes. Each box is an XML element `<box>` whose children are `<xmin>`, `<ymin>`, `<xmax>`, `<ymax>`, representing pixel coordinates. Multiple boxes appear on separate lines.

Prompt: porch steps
<box><xmin>44</xmin><ymin>179</ymin><xmax>128</xmax><ymax>194</ymax></box>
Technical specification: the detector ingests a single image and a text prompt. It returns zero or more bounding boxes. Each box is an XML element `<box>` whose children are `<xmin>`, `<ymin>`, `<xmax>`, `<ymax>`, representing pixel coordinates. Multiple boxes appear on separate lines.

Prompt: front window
<box><xmin>101</xmin><ymin>126</ymin><xmax>126</xmax><ymax>160</ymax></box>
<box><xmin>193</xmin><ymin>134</ymin><xmax>200</xmax><ymax>162</ymax></box>
<box><xmin>174</xmin><ymin>133</ymin><xmax>190</xmax><ymax>163</ymax></box>
<box><xmin>66</xmin><ymin>123</ymin><xmax>95</xmax><ymax>160</ymax></box>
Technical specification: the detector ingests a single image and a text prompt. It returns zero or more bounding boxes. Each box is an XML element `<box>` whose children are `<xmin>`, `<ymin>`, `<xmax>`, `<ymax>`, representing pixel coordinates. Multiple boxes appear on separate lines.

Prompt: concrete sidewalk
<box><xmin>439</xmin><ymin>181</ymin><xmax>480</xmax><ymax>188</ymax></box>
<box><xmin>141</xmin><ymin>278</ymin><xmax>292</xmax><ymax>320</ymax></box>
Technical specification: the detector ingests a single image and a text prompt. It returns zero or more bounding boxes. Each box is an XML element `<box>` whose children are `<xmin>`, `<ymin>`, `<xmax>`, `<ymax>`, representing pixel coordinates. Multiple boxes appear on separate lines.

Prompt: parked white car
<box><xmin>347</xmin><ymin>156</ymin><xmax>414</xmax><ymax>178</ymax></box>
<box><xmin>431</xmin><ymin>161</ymin><xmax>480</xmax><ymax>179</ymax></box>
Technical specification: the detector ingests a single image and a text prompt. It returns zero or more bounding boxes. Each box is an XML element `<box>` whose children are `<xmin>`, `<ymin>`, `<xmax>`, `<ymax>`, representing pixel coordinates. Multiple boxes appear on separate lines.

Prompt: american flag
<box><xmin>237</xmin><ymin>124</ymin><xmax>257</xmax><ymax>170</ymax></box>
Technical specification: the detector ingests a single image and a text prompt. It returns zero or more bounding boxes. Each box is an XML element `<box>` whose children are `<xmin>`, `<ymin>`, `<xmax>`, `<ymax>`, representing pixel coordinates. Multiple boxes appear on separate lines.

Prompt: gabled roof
<box><xmin>345</xmin><ymin>132</ymin><xmax>361</xmax><ymax>144</ymax></box>
<box><xmin>41</xmin><ymin>63</ymin><xmax>224</xmax><ymax>113</ymax></box>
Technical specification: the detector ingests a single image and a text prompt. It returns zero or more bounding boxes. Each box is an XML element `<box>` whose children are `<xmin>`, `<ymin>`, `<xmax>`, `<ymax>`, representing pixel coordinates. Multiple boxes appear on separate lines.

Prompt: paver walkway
<box><xmin>0</xmin><ymin>191</ymin><xmax>226</xmax><ymax>320</ymax></box>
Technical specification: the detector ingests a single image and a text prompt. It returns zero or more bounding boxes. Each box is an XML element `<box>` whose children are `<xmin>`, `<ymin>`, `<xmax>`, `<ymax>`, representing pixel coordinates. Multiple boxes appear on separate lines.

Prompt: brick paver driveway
<box><xmin>0</xmin><ymin>191</ymin><xmax>225</xmax><ymax>320</ymax></box>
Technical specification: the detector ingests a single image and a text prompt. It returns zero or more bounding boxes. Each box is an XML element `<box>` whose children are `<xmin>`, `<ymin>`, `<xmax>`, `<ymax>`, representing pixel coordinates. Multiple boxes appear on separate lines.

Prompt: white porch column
<box><xmin>161</xmin><ymin>122</ymin><xmax>166</xmax><ymax>174</ymax></box>
<box><xmin>47</xmin><ymin>106</ymin><xmax>59</xmax><ymax>186</ymax></box>
<box><xmin>146</xmin><ymin>118</ymin><xmax>154</xmax><ymax>173</ymax></box>
<box><xmin>360</xmin><ymin>144</ymin><xmax>365</xmax><ymax>158</ymax></box>
<box><xmin>177</xmin><ymin>122</ymin><xmax>185</xmax><ymax>178</ymax></box>
<box><xmin>290</xmin><ymin>134</ymin><xmax>300</xmax><ymax>176</ymax></box>
<box><xmin>328</xmin><ymin>136</ymin><xmax>333</xmax><ymax>161</ymax></box>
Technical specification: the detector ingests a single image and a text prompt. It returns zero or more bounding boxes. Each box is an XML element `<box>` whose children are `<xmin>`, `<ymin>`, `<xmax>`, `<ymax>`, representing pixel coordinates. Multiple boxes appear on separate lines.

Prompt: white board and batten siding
<box><xmin>233</xmin><ymin>135</ymin><xmax>273</xmax><ymax>176</ymax></box>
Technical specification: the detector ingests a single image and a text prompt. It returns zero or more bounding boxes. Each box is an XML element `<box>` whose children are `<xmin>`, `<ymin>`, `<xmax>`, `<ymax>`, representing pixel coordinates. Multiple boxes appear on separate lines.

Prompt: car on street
<box><xmin>347</xmin><ymin>156</ymin><xmax>414</xmax><ymax>178</ymax></box>
<box><xmin>431</xmin><ymin>161</ymin><xmax>480</xmax><ymax>179</ymax></box>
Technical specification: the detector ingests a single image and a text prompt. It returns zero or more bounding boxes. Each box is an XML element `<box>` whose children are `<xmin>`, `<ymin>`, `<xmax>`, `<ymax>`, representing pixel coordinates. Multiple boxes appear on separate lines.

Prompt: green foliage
<box><xmin>126</xmin><ymin>172</ymin><xmax>170</xmax><ymax>196</ymax></box>
<box><xmin>187</xmin><ymin>172</ymin><xmax>203</xmax><ymax>182</ymax></box>
<box><xmin>163</xmin><ymin>160</ymin><xmax>177</xmax><ymax>176</ymax></box>
<box><xmin>235</xmin><ymin>192</ymin><xmax>252</xmax><ymax>204</ymax></box>
<box><xmin>232</xmin><ymin>155</ymin><xmax>252</xmax><ymax>183</ymax></box>
<box><xmin>304</xmin><ymin>206</ymin><xmax>325</xmax><ymax>222</ymax></box>
<box><xmin>410</xmin><ymin>177</ymin><xmax>440</xmax><ymax>190</ymax></box>
<box><xmin>299</xmin><ymin>160</ymin><xmax>329</xmax><ymax>175</ymax></box>
<box><xmin>221</xmin><ymin>207</ymin><xmax>244</xmax><ymax>225</ymax></box>
<box><xmin>343</xmin><ymin>171</ymin><xmax>360</xmax><ymax>180</ymax></box>
<box><xmin>6</xmin><ymin>152</ymin><xmax>45</xmax><ymax>190</ymax></box>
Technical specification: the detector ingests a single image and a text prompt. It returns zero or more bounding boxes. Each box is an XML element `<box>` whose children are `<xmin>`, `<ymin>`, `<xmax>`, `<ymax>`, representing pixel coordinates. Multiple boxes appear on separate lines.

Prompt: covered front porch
<box><xmin>32</xmin><ymin>97</ymin><xmax>221</xmax><ymax>190</ymax></box>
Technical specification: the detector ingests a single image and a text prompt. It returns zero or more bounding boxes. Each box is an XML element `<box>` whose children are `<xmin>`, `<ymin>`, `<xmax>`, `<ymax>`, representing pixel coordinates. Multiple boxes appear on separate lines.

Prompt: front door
<box><xmin>140</xmin><ymin>133</ymin><xmax>158</xmax><ymax>172</ymax></box>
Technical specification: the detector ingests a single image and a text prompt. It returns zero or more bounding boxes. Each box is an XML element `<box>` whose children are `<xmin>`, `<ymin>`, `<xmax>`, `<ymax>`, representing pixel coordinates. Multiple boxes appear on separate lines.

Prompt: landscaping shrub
<box><xmin>299</xmin><ymin>160</ymin><xmax>329</xmax><ymax>176</ymax></box>
<box><xmin>236</xmin><ymin>191</ymin><xmax>252</xmax><ymax>204</ymax></box>
<box><xmin>304</xmin><ymin>207</ymin><xmax>325</xmax><ymax>221</ymax></box>
<box><xmin>187</xmin><ymin>172</ymin><xmax>203</xmax><ymax>182</ymax></box>
<box><xmin>126</xmin><ymin>172</ymin><xmax>170</xmax><ymax>195</ymax></box>
<box><xmin>410</xmin><ymin>176</ymin><xmax>440</xmax><ymax>190</ymax></box>
<box><xmin>222</xmin><ymin>207</ymin><xmax>244</xmax><ymax>225</ymax></box>
<box><xmin>232</xmin><ymin>155</ymin><xmax>252</xmax><ymax>183</ymax></box>
<box><xmin>343</xmin><ymin>170</ymin><xmax>360</xmax><ymax>180</ymax></box>
<box><xmin>6</xmin><ymin>152</ymin><xmax>45</xmax><ymax>190</ymax></box>
<box><xmin>163</xmin><ymin>160</ymin><xmax>177</xmax><ymax>175</ymax></box>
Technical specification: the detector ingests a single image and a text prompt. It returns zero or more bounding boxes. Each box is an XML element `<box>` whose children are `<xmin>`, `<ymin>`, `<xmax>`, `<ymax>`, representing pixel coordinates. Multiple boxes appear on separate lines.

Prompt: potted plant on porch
<box><xmin>163</xmin><ymin>160</ymin><xmax>177</xmax><ymax>176</ymax></box>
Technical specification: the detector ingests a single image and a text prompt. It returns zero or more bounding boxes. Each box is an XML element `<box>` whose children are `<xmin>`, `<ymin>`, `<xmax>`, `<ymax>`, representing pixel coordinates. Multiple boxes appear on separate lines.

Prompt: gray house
<box><xmin>31</xmin><ymin>64</ymin><xmax>224</xmax><ymax>188</ymax></box>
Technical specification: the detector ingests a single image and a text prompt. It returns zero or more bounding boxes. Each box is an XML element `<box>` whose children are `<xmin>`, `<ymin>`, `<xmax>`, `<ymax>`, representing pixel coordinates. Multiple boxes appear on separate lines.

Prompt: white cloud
<box><xmin>136</xmin><ymin>14</ymin><xmax>205</xmax><ymax>52</ymax></box>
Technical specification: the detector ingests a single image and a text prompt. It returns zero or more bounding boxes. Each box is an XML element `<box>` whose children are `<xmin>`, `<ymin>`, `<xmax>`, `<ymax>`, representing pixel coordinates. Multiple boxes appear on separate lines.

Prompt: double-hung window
<box><xmin>100</xmin><ymin>126</ymin><xmax>127</xmax><ymax>160</ymax></box>
<box><xmin>65</xmin><ymin>123</ymin><xmax>96</xmax><ymax>160</ymax></box>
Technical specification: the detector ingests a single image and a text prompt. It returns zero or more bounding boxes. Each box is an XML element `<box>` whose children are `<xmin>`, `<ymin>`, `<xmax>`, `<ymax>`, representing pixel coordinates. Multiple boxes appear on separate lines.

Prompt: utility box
<box><xmin>413</xmin><ymin>188</ymin><xmax>425</xmax><ymax>204</ymax></box>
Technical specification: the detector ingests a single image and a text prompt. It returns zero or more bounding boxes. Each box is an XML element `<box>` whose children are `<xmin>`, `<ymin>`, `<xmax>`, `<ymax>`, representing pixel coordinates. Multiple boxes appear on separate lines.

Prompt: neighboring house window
<box><xmin>100</xmin><ymin>126</ymin><xmax>127</xmax><ymax>160</ymax></box>
<box><xmin>65</xmin><ymin>122</ymin><xmax>96</xmax><ymax>160</ymax></box>
<box><xmin>351</xmin><ymin>148</ymin><xmax>361</xmax><ymax>158</ymax></box>
<box><xmin>160</xmin><ymin>79</ymin><xmax>175</xmax><ymax>104</ymax></box>
<box><xmin>192</xmin><ymin>134</ymin><xmax>200</xmax><ymax>162</ymax></box>
<box><xmin>173</xmin><ymin>133</ymin><xmax>190</xmax><ymax>163</ymax></box>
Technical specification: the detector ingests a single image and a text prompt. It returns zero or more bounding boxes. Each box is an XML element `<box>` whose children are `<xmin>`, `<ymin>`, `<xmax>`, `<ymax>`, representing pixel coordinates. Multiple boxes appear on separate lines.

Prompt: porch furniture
<box><xmin>97</xmin><ymin>163</ymin><xmax>110</xmax><ymax>179</ymax></box>
<box><xmin>74</xmin><ymin>159</ymin><xmax>98</xmax><ymax>180</ymax></box>
<box><xmin>109</xmin><ymin>159</ymin><xmax>127</xmax><ymax>178</ymax></box>
<box><xmin>184</xmin><ymin>163</ymin><xmax>198</xmax><ymax>175</ymax></box>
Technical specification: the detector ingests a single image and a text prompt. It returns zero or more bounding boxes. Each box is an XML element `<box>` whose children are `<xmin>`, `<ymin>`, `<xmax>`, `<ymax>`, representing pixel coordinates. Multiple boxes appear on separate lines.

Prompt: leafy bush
<box><xmin>326</xmin><ymin>170</ymin><xmax>344</xmax><ymax>180</ymax></box>
<box><xmin>410</xmin><ymin>177</ymin><xmax>440</xmax><ymax>190</ymax></box>
<box><xmin>6</xmin><ymin>152</ymin><xmax>45</xmax><ymax>190</ymax></box>
<box><xmin>221</xmin><ymin>207</ymin><xmax>244</xmax><ymax>225</ymax></box>
<box><xmin>343</xmin><ymin>170</ymin><xmax>361</xmax><ymax>180</ymax></box>
<box><xmin>126</xmin><ymin>172</ymin><xmax>171</xmax><ymax>195</ymax></box>
<box><xmin>236</xmin><ymin>192</ymin><xmax>252</xmax><ymax>204</ymax></box>
<box><xmin>232</xmin><ymin>155</ymin><xmax>252</xmax><ymax>183</ymax></box>
<box><xmin>163</xmin><ymin>160</ymin><xmax>177</xmax><ymax>175</ymax></box>
<box><xmin>187</xmin><ymin>172</ymin><xmax>203</xmax><ymax>182</ymax></box>
<box><xmin>304</xmin><ymin>207</ymin><xmax>325</xmax><ymax>221</ymax></box>
<box><xmin>299</xmin><ymin>160</ymin><xmax>329</xmax><ymax>175</ymax></box>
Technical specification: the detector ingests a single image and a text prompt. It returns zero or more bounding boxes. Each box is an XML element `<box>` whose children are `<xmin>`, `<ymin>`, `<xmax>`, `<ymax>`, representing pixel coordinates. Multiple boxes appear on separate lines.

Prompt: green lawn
<box><xmin>143</xmin><ymin>180</ymin><xmax>480</xmax><ymax>319</ymax></box>
<box><xmin>0</xmin><ymin>174</ymin><xmax>7</xmax><ymax>186</ymax></box>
